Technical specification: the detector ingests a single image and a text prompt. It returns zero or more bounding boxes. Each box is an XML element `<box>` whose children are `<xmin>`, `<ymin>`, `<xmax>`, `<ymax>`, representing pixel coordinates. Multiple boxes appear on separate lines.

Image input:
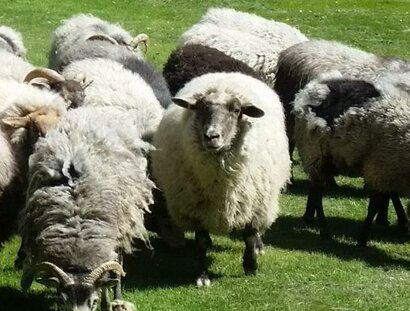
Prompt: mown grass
<box><xmin>0</xmin><ymin>0</ymin><xmax>410</xmax><ymax>310</ymax></box>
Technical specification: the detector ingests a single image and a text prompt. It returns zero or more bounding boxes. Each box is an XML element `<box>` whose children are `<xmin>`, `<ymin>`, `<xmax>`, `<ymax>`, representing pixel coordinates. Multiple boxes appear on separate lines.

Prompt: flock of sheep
<box><xmin>0</xmin><ymin>6</ymin><xmax>409</xmax><ymax>311</ymax></box>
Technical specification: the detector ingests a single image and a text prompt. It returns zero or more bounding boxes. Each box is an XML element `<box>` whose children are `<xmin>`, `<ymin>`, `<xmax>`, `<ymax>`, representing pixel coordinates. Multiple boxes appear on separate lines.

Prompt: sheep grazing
<box><xmin>19</xmin><ymin>106</ymin><xmax>152</xmax><ymax>311</ymax></box>
<box><xmin>163</xmin><ymin>44</ymin><xmax>262</xmax><ymax>95</ymax></box>
<box><xmin>179</xmin><ymin>7</ymin><xmax>308</xmax><ymax>87</ymax></box>
<box><xmin>49</xmin><ymin>14</ymin><xmax>171</xmax><ymax>108</ymax></box>
<box><xmin>0</xmin><ymin>79</ymin><xmax>67</xmax><ymax>245</ymax></box>
<box><xmin>293</xmin><ymin>71</ymin><xmax>410</xmax><ymax>245</ymax></box>
<box><xmin>274</xmin><ymin>39</ymin><xmax>410</xmax><ymax>233</ymax></box>
<box><xmin>152</xmin><ymin>72</ymin><xmax>291</xmax><ymax>286</ymax></box>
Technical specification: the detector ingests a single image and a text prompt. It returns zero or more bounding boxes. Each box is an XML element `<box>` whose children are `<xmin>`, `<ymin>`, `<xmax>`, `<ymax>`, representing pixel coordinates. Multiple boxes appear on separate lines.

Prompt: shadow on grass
<box><xmin>287</xmin><ymin>178</ymin><xmax>365</xmax><ymax>199</ymax></box>
<box><xmin>263</xmin><ymin>215</ymin><xmax>410</xmax><ymax>269</ymax></box>
<box><xmin>0</xmin><ymin>287</ymin><xmax>54</xmax><ymax>311</ymax></box>
<box><xmin>123</xmin><ymin>238</ymin><xmax>220</xmax><ymax>290</ymax></box>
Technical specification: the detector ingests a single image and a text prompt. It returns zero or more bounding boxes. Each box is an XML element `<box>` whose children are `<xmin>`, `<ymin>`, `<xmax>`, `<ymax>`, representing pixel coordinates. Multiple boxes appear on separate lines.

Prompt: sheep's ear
<box><xmin>242</xmin><ymin>105</ymin><xmax>264</xmax><ymax>118</ymax></box>
<box><xmin>2</xmin><ymin>108</ymin><xmax>62</xmax><ymax>136</ymax></box>
<box><xmin>172</xmin><ymin>97</ymin><xmax>197</xmax><ymax>110</ymax></box>
<box><xmin>1</xmin><ymin>115</ymin><xmax>30</xmax><ymax>128</ymax></box>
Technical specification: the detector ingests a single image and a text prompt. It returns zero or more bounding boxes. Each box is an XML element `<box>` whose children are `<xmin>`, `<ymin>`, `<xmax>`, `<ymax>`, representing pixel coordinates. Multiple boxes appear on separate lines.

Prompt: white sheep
<box><xmin>180</xmin><ymin>7</ymin><xmax>308</xmax><ymax>87</ymax></box>
<box><xmin>293</xmin><ymin>71</ymin><xmax>410</xmax><ymax>245</ymax></box>
<box><xmin>152</xmin><ymin>72</ymin><xmax>291</xmax><ymax>286</ymax></box>
<box><xmin>62</xmin><ymin>58</ymin><xmax>163</xmax><ymax>140</ymax></box>
<box><xmin>0</xmin><ymin>25</ymin><xmax>27</xmax><ymax>57</ymax></box>
<box><xmin>0</xmin><ymin>78</ymin><xmax>67</xmax><ymax>245</ymax></box>
<box><xmin>19</xmin><ymin>106</ymin><xmax>151</xmax><ymax>311</ymax></box>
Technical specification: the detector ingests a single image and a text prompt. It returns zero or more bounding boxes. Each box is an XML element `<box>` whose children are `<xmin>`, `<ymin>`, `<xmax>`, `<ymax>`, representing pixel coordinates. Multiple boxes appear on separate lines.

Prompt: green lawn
<box><xmin>1</xmin><ymin>0</ymin><xmax>410</xmax><ymax>310</ymax></box>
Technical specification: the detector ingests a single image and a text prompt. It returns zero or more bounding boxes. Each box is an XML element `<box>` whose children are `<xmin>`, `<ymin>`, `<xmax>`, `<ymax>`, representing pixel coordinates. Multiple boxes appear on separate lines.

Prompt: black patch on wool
<box><xmin>163</xmin><ymin>44</ymin><xmax>262</xmax><ymax>95</ymax></box>
<box><xmin>312</xmin><ymin>79</ymin><xmax>381</xmax><ymax>125</ymax></box>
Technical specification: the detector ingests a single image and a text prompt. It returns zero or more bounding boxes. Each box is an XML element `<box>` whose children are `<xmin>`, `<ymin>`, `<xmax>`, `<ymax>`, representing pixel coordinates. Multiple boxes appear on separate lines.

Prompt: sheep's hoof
<box><xmin>302</xmin><ymin>215</ymin><xmax>315</xmax><ymax>227</ymax></box>
<box><xmin>356</xmin><ymin>237</ymin><xmax>368</xmax><ymax>248</ymax></box>
<box><xmin>196</xmin><ymin>274</ymin><xmax>211</xmax><ymax>287</ymax></box>
<box><xmin>375</xmin><ymin>218</ymin><xmax>390</xmax><ymax>226</ymax></box>
<box><xmin>110</xmin><ymin>300</ymin><xmax>136</xmax><ymax>311</ymax></box>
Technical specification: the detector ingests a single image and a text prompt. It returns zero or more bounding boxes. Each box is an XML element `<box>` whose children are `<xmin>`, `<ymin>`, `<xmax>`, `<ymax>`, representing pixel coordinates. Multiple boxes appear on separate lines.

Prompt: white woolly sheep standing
<box><xmin>179</xmin><ymin>7</ymin><xmax>308</xmax><ymax>87</ymax></box>
<box><xmin>0</xmin><ymin>78</ymin><xmax>67</xmax><ymax>245</ymax></box>
<box><xmin>152</xmin><ymin>72</ymin><xmax>291</xmax><ymax>286</ymax></box>
<box><xmin>19</xmin><ymin>106</ymin><xmax>150</xmax><ymax>311</ymax></box>
<box><xmin>293</xmin><ymin>71</ymin><xmax>410</xmax><ymax>246</ymax></box>
<box><xmin>274</xmin><ymin>39</ymin><xmax>410</xmax><ymax>235</ymax></box>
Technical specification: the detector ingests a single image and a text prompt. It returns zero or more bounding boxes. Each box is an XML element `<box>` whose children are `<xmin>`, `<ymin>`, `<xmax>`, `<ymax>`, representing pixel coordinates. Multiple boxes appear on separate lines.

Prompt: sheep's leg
<box><xmin>110</xmin><ymin>254</ymin><xmax>137</xmax><ymax>311</ymax></box>
<box><xmin>375</xmin><ymin>193</ymin><xmax>390</xmax><ymax>226</ymax></box>
<box><xmin>390</xmin><ymin>192</ymin><xmax>408</xmax><ymax>231</ymax></box>
<box><xmin>302</xmin><ymin>182</ymin><xmax>318</xmax><ymax>226</ymax></box>
<box><xmin>242</xmin><ymin>225</ymin><xmax>259</xmax><ymax>275</ymax></box>
<box><xmin>101</xmin><ymin>288</ymin><xmax>110</xmax><ymax>311</ymax></box>
<box><xmin>195</xmin><ymin>230</ymin><xmax>211</xmax><ymax>287</ymax></box>
<box><xmin>14</xmin><ymin>243</ymin><xmax>26</xmax><ymax>269</ymax></box>
<box><xmin>255</xmin><ymin>232</ymin><xmax>265</xmax><ymax>255</ymax></box>
<box><xmin>114</xmin><ymin>253</ymin><xmax>123</xmax><ymax>301</ymax></box>
<box><xmin>357</xmin><ymin>191</ymin><xmax>388</xmax><ymax>246</ymax></box>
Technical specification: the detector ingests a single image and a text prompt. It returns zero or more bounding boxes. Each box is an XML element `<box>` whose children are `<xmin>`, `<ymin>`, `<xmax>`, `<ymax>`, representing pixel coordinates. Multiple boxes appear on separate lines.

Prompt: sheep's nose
<box><xmin>204</xmin><ymin>131</ymin><xmax>220</xmax><ymax>141</ymax></box>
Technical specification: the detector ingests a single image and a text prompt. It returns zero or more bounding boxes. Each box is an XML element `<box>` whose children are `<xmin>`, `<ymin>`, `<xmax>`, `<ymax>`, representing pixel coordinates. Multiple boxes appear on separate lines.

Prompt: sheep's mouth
<box><xmin>201</xmin><ymin>141</ymin><xmax>224</xmax><ymax>152</ymax></box>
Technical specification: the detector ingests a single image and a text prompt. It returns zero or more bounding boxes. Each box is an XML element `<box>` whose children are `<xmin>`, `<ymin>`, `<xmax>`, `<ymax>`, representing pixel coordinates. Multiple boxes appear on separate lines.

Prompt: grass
<box><xmin>0</xmin><ymin>0</ymin><xmax>410</xmax><ymax>310</ymax></box>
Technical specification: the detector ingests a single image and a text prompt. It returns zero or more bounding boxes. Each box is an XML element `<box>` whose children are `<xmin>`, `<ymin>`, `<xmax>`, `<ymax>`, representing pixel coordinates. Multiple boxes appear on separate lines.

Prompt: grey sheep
<box><xmin>293</xmin><ymin>71</ymin><xmax>410</xmax><ymax>245</ymax></box>
<box><xmin>19</xmin><ymin>107</ymin><xmax>152</xmax><ymax>311</ymax></box>
<box><xmin>274</xmin><ymin>40</ymin><xmax>410</xmax><ymax>237</ymax></box>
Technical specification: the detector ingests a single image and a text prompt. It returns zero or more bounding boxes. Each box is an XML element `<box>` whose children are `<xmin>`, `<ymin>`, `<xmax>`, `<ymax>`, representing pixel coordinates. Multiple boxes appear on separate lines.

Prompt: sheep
<box><xmin>163</xmin><ymin>44</ymin><xmax>262</xmax><ymax>96</ymax></box>
<box><xmin>49</xmin><ymin>14</ymin><xmax>171</xmax><ymax>108</ymax></box>
<box><xmin>61</xmin><ymin>58</ymin><xmax>163</xmax><ymax>140</ymax></box>
<box><xmin>179</xmin><ymin>7</ymin><xmax>308</xmax><ymax>88</ymax></box>
<box><xmin>0</xmin><ymin>78</ymin><xmax>67</xmax><ymax>245</ymax></box>
<box><xmin>0</xmin><ymin>26</ymin><xmax>34</xmax><ymax>82</ymax></box>
<box><xmin>152</xmin><ymin>72</ymin><xmax>291</xmax><ymax>286</ymax></box>
<box><xmin>49</xmin><ymin>13</ymin><xmax>146</xmax><ymax>71</ymax></box>
<box><xmin>292</xmin><ymin>71</ymin><xmax>410</xmax><ymax>246</ymax></box>
<box><xmin>274</xmin><ymin>40</ymin><xmax>410</xmax><ymax>233</ymax></box>
<box><xmin>0</xmin><ymin>25</ymin><xmax>27</xmax><ymax>57</ymax></box>
<box><xmin>19</xmin><ymin>106</ymin><xmax>152</xmax><ymax>311</ymax></box>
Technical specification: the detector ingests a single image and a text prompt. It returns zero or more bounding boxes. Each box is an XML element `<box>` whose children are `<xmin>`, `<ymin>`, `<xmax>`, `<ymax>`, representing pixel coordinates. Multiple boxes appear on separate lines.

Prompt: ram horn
<box><xmin>130</xmin><ymin>33</ymin><xmax>149</xmax><ymax>53</ymax></box>
<box><xmin>83</xmin><ymin>261</ymin><xmax>125</xmax><ymax>285</ymax></box>
<box><xmin>86</xmin><ymin>34</ymin><xmax>119</xmax><ymax>45</ymax></box>
<box><xmin>36</xmin><ymin>261</ymin><xmax>74</xmax><ymax>286</ymax></box>
<box><xmin>24</xmin><ymin>68</ymin><xmax>65</xmax><ymax>84</ymax></box>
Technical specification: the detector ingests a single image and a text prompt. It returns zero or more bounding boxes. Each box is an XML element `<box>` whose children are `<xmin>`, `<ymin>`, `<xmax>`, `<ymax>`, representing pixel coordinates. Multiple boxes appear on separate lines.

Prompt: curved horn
<box><xmin>24</xmin><ymin>68</ymin><xmax>64</xmax><ymax>84</ymax></box>
<box><xmin>86</xmin><ymin>34</ymin><xmax>119</xmax><ymax>45</ymax></box>
<box><xmin>130</xmin><ymin>33</ymin><xmax>149</xmax><ymax>53</ymax></box>
<box><xmin>84</xmin><ymin>261</ymin><xmax>125</xmax><ymax>285</ymax></box>
<box><xmin>36</xmin><ymin>261</ymin><xmax>74</xmax><ymax>286</ymax></box>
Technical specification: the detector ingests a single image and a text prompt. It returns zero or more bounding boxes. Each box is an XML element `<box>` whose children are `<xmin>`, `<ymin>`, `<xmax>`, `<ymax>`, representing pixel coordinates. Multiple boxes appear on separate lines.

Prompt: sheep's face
<box><xmin>173</xmin><ymin>92</ymin><xmax>264</xmax><ymax>152</ymax></box>
<box><xmin>58</xmin><ymin>284</ymin><xmax>99</xmax><ymax>311</ymax></box>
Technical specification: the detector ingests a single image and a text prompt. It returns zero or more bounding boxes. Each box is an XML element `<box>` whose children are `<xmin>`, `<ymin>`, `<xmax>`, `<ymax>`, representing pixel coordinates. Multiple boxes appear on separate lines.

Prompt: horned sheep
<box><xmin>19</xmin><ymin>107</ymin><xmax>151</xmax><ymax>311</ymax></box>
<box><xmin>49</xmin><ymin>14</ymin><xmax>171</xmax><ymax>108</ymax></box>
<box><xmin>152</xmin><ymin>72</ymin><xmax>291</xmax><ymax>286</ymax></box>
<box><xmin>179</xmin><ymin>7</ymin><xmax>308</xmax><ymax>87</ymax></box>
<box><xmin>293</xmin><ymin>71</ymin><xmax>410</xmax><ymax>245</ymax></box>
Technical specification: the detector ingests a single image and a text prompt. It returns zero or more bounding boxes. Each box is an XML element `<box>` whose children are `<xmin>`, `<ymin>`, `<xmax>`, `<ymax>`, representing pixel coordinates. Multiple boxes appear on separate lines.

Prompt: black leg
<box><xmin>390</xmin><ymin>192</ymin><xmax>408</xmax><ymax>231</ymax></box>
<box><xmin>375</xmin><ymin>193</ymin><xmax>390</xmax><ymax>226</ymax></box>
<box><xmin>195</xmin><ymin>230</ymin><xmax>211</xmax><ymax>287</ymax></box>
<box><xmin>358</xmin><ymin>191</ymin><xmax>388</xmax><ymax>247</ymax></box>
<box><xmin>101</xmin><ymin>288</ymin><xmax>110</xmax><ymax>311</ymax></box>
<box><xmin>302</xmin><ymin>182</ymin><xmax>319</xmax><ymax>226</ymax></box>
<box><xmin>242</xmin><ymin>225</ymin><xmax>259</xmax><ymax>275</ymax></box>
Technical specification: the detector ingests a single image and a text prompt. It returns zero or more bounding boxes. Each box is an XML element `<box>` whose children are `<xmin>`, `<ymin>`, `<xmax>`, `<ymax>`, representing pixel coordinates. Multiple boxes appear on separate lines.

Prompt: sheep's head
<box><xmin>173</xmin><ymin>90</ymin><xmax>264</xmax><ymax>152</ymax></box>
<box><xmin>33</xmin><ymin>261</ymin><xmax>125</xmax><ymax>311</ymax></box>
<box><xmin>24</xmin><ymin>68</ymin><xmax>88</xmax><ymax>108</ymax></box>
